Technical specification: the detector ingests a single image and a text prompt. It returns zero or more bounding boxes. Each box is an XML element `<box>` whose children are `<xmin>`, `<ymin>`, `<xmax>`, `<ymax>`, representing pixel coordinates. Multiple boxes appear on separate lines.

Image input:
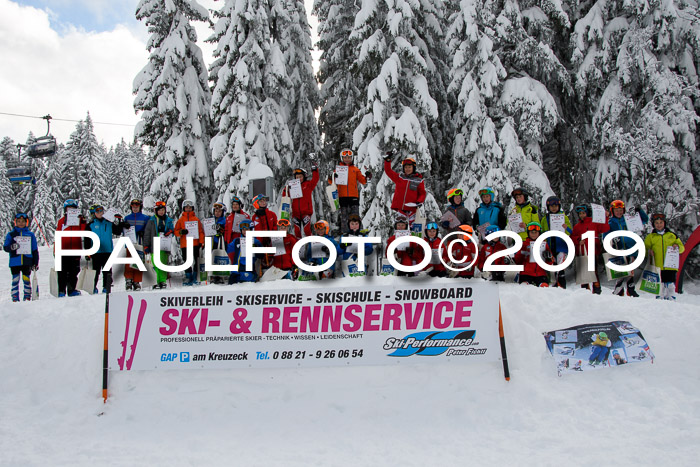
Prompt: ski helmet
<box><xmin>129</xmin><ymin>199</ymin><xmax>143</xmax><ymax>212</ymax></box>
<box><xmin>484</xmin><ymin>225</ymin><xmax>500</xmax><ymax>236</ymax></box>
<box><xmin>458</xmin><ymin>224</ymin><xmax>474</xmax><ymax>235</ymax></box>
<box><xmin>575</xmin><ymin>204</ymin><xmax>591</xmax><ymax>217</ymax></box>
<box><xmin>609</xmin><ymin>200</ymin><xmax>625</xmax><ymax>215</ymax></box>
<box><xmin>511</xmin><ymin>187</ymin><xmax>529</xmax><ymax>201</ymax></box>
<box><xmin>154</xmin><ymin>201</ymin><xmax>167</xmax><ymax>212</ymax></box>
<box><xmin>598</xmin><ymin>332</ymin><xmax>608</xmax><ymax>340</ymax></box>
<box><xmin>182</xmin><ymin>199</ymin><xmax>195</xmax><ymax>210</ymax></box>
<box><xmin>526</xmin><ymin>221</ymin><xmax>542</xmax><ymax>232</ymax></box>
<box><xmin>402</xmin><ymin>158</ymin><xmax>417</xmax><ymax>168</ymax></box>
<box><xmin>314</xmin><ymin>220</ymin><xmax>330</xmax><ymax>235</ymax></box>
<box><xmin>546</xmin><ymin>196</ymin><xmax>561</xmax><ymax>207</ymax></box>
<box><xmin>252</xmin><ymin>194</ymin><xmax>268</xmax><ymax>210</ymax></box>
<box><xmin>231</xmin><ymin>196</ymin><xmax>243</xmax><ymax>209</ymax></box>
<box><xmin>395</xmin><ymin>216</ymin><xmax>409</xmax><ymax>229</ymax></box>
<box><xmin>89</xmin><ymin>204</ymin><xmax>104</xmax><ymax>215</ymax></box>
<box><xmin>293</xmin><ymin>168</ymin><xmax>307</xmax><ymax>180</ymax></box>
<box><xmin>14</xmin><ymin>212</ymin><xmax>29</xmax><ymax>226</ymax></box>
<box><xmin>651</xmin><ymin>213</ymin><xmax>666</xmax><ymax>225</ymax></box>
<box><xmin>478</xmin><ymin>187</ymin><xmax>495</xmax><ymax>199</ymax></box>
<box><xmin>447</xmin><ymin>188</ymin><xmax>464</xmax><ymax>203</ymax></box>
<box><xmin>212</xmin><ymin>202</ymin><xmax>226</xmax><ymax>215</ymax></box>
<box><xmin>63</xmin><ymin>199</ymin><xmax>78</xmax><ymax>211</ymax></box>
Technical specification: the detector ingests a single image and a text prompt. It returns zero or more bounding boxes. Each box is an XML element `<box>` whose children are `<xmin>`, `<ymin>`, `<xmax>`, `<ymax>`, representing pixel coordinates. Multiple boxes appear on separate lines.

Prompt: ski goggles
<box><xmin>527</xmin><ymin>223</ymin><xmax>541</xmax><ymax>232</ymax></box>
<box><xmin>130</xmin><ymin>199</ymin><xmax>142</xmax><ymax>206</ymax></box>
<box><xmin>231</xmin><ymin>197</ymin><xmax>242</xmax><ymax>205</ymax></box>
<box><xmin>511</xmin><ymin>189</ymin><xmax>526</xmax><ymax>197</ymax></box>
<box><xmin>182</xmin><ymin>200</ymin><xmax>195</xmax><ymax>209</ymax></box>
<box><xmin>402</xmin><ymin>158</ymin><xmax>416</xmax><ymax>166</ymax></box>
<box><xmin>314</xmin><ymin>221</ymin><xmax>329</xmax><ymax>234</ymax></box>
<box><xmin>90</xmin><ymin>205</ymin><xmax>104</xmax><ymax>214</ymax></box>
<box><xmin>239</xmin><ymin>220</ymin><xmax>252</xmax><ymax>230</ymax></box>
<box><xmin>155</xmin><ymin>201</ymin><xmax>167</xmax><ymax>210</ymax></box>
<box><xmin>340</xmin><ymin>149</ymin><xmax>354</xmax><ymax>157</ymax></box>
<box><xmin>651</xmin><ymin>213</ymin><xmax>666</xmax><ymax>222</ymax></box>
<box><xmin>478</xmin><ymin>188</ymin><xmax>494</xmax><ymax>197</ymax></box>
<box><xmin>277</xmin><ymin>219</ymin><xmax>291</xmax><ymax>228</ymax></box>
<box><xmin>447</xmin><ymin>188</ymin><xmax>464</xmax><ymax>199</ymax></box>
<box><xmin>426</xmin><ymin>222</ymin><xmax>439</xmax><ymax>231</ymax></box>
<box><xmin>212</xmin><ymin>203</ymin><xmax>224</xmax><ymax>211</ymax></box>
<box><xmin>546</xmin><ymin>197</ymin><xmax>561</xmax><ymax>207</ymax></box>
<box><xmin>610</xmin><ymin>200</ymin><xmax>625</xmax><ymax>210</ymax></box>
<box><xmin>15</xmin><ymin>213</ymin><xmax>29</xmax><ymax>220</ymax></box>
<box><xmin>575</xmin><ymin>205</ymin><xmax>588</xmax><ymax>213</ymax></box>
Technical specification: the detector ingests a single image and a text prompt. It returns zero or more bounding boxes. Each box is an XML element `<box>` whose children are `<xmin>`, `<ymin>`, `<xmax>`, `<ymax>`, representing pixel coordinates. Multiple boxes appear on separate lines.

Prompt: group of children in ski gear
<box><xmin>2</xmin><ymin>148</ymin><xmax>688</xmax><ymax>301</ymax></box>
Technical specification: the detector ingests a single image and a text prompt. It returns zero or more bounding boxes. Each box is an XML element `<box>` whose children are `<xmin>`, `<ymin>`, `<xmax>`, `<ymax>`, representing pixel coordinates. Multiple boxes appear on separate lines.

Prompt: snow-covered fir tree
<box><xmin>134</xmin><ymin>0</ymin><xmax>213</xmax><ymax>214</ymax></box>
<box><xmin>571</xmin><ymin>1</ymin><xmax>700</xmax><ymax>230</ymax></box>
<box><xmin>32</xmin><ymin>150</ymin><xmax>62</xmax><ymax>245</ymax></box>
<box><xmin>59</xmin><ymin>114</ymin><xmax>106</xmax><ymax>211</ymax></box>
<box><xmin>208</xmin><ymin>0</ymin><xmax>294</xmax><ymax>207</ymax></box>
<box><xmin>350</xmin><ymin>0</ymin><xmax>442</xmax><ymax>235</ymax></box>
<box><xmin>281</xmin><ymin>0</ymin><xmax>321</xmax><ymax>168</ymax></box>
<box><xmin>314</xmin><ymin>0</ymin><xmax>363</xmax><ymax>156</ymax></box>
<box><xmin>0</xmin><ymin>146</ymin><xmax>17</xmax><ymax>231</ymax></box>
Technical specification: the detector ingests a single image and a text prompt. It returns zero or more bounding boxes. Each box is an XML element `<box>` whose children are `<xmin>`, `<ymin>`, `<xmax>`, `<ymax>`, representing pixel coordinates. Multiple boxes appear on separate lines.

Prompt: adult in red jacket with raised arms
<box><xmin>383</xmin><ymin>152</ymin><xmax>426</xmax><ymax>224</ymax></box>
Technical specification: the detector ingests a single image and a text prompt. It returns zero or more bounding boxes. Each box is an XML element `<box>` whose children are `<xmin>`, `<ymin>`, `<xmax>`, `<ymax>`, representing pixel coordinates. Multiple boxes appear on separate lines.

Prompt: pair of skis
<box><xmin>117</xmin><ymin>295</ymin><xmax>147</xmax><ymax>371</ymax></box>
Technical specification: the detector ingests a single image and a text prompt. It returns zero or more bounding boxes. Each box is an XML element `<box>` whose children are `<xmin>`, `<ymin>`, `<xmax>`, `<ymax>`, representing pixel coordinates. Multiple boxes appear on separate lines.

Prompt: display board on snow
<box><xmin>543</xmin><ymin>321</ymin><xmax>654</xmax><ymax>376</ymax></box>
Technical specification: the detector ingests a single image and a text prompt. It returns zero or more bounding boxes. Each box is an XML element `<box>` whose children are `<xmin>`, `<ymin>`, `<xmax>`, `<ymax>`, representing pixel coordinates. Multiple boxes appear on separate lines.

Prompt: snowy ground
<box><xmin>1</xmin><ymin>247</ymin><xmax>700</xmax><ymax>466</ymax></box>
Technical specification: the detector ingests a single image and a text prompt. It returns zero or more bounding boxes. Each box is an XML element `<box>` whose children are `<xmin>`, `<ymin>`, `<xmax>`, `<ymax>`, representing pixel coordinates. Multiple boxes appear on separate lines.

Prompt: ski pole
<box><xmin>102</xmin><ymin>293</ymin><xmax>109</xmax><ymax>402</ymax></box>
<box><xmin>499</xmin><ymin>303</ymin><xmax>510</xmax><ymax>381</ymax></box>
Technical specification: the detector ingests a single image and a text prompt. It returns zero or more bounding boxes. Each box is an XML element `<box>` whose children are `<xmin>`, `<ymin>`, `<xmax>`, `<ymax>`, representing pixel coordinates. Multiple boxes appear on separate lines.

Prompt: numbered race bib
<box><xmin>664</xmin><ymin>246</ymin><xmax>680</xmax><ymax>269</ymax></box>
<box><xmin>430</xmin><ymin>248</ymin><xmax>441</xmax><ymax>265</ymax></box>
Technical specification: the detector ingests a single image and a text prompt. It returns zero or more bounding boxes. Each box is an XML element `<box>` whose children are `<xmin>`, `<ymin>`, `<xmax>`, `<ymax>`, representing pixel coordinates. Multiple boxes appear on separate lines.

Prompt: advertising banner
<box><xmin>543</xmin><ymin>321</ymin><xmax>654</xmax><ymax>376</ymax></box>
<box><xmin>108</xmin><ymin>279</ymin><xmax>501</xmax><ymax>371</ymax></box>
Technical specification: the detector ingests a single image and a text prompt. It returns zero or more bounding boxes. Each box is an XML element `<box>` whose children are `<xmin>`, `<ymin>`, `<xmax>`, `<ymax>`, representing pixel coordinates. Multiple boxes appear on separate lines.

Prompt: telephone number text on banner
<box><xmin>108</xmin><ymin>279</ymin><xmax>501</xmax><ymax>371</ymax></box>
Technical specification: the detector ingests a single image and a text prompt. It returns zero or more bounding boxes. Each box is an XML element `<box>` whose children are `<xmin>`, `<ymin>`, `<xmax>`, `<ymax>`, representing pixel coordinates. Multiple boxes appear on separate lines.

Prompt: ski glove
<box><xmin>180</xmin><ymin>229</ymin><xmax>189</xmax><ymax>235</ymax></box>
<box><xmin>383</xmin><ymin>151</ymin><xmax>393</xmax><ymax>162</ymax></box>
<box><xmin>10</xmin><ymin>242</ymin><xmax>19</xmax><ymax>251</ymax></box>
<box><xmin>32</xmin><ymin>264</ymin><xmax>39</xmax><ymax>271</ymax></box>
<box><xmin>113</xmin><ymin>217</ymin><xmax>121</xmax><ymax>226</ymax></box>
<box><xmin>441</xmin><ymin>221</ymin><xmax>450</xmax><ymax>229</ymax></box>
<box><xmin>216</xmin><ymin>224</ymin><xmax>224</xmax><ymax>234</ymax></box>
<box><xmin>365</xmin><ymin>171</ymin><xmax>372</xmax><ymax>181</ymax></box>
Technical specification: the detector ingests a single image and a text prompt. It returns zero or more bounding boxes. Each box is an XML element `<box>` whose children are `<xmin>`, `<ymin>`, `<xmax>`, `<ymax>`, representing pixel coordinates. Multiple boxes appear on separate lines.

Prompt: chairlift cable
<box><xmin>0</xmin><ymin>111</ymin><xmax>135</xmax><ymax>127</ymax></box>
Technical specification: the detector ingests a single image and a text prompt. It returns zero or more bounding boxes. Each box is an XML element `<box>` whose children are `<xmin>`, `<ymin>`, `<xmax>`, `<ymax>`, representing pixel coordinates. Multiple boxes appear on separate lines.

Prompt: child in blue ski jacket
<box><xmin>307</xmin><ymin>220</ymin><xmax>342</xmax><ymax>279</ymax></box>
<box><xmin>85</xmin><ymin>204</ymin><xmax>129</xmax><ymax>294</ymax></box>
<box><xmin>605</xmin><ymin>200</ymin><xmax>648</xmax><ymax>297</ymax></box>
<box><xmin>3</xmin><ymin>213</ymin><xmax>39</xmax><ymax>302</ymax></box>
<box><xmin>472</xmin><ymin>187</ymin><xmax>507</xmax><ymax>237</ymax></box>
<box><xmin>340</xmin><ymin>214</ymin><xmax>374</xmax><ymax>276</ymax></box>
<box><xmin>124</xmin><ymin>198</ymin><xmax>150</xmax><ymax>290</ymax></box>
<box><xmin>227</xmin><ymin>219</ymin><xmax>262</xmax><ymax>283</ymax></box>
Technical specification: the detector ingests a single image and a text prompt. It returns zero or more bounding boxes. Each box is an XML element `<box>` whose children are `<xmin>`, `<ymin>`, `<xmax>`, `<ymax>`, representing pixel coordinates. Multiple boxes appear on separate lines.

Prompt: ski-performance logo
<box><xmin>383</xmin><ymin>330</ymin><xmax>475</xmax><ymax>357</ymax></box>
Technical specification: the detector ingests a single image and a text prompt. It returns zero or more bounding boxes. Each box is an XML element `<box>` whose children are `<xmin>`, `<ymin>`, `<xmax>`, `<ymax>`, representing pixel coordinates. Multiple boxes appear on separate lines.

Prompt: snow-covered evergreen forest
<box><xmin>1</xmin><ymin>0</ymin><xmax>699</xmax><ymax>247</ymax></box>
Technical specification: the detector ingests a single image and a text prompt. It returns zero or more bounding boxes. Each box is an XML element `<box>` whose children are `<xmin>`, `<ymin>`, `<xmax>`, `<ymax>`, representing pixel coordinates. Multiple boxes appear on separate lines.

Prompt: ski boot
<box><xmin>592</xmin><ymin>283</ymin><xmax>602</xmax><ymax>295</ymax></box>
<box><xmin>68</xmin><ymin>290</ymin><xmax>81</xmax><ymax>297</ymax></box>
<box><xmin>626</xmin><ymin>283</ymin><xmax>639</xmax><ymax>297</ymax></box>
<box><xmin>613</xmin><ymin>280</ymin><xmax>625</xmax><ymax>296</ymax></box>
<box><xmin>183</xmin><ymin>272</ymin><xmax>194</xmax><ymax>286</ymax></box>
<box><xmin>58</xmin><ymin>292</ymin><xmax>66</xmax><ymax>298</ymax></box>
<box><xmin>125</xmin><ymin>279</ymin><xmax>133</xmax><ymax>291</ymax></box>
<box><xmin>133</xmin><ymin>282</ymin><xmax>141</xmax><ymax>291</ymax></box>
<box><xmin>93</xmin><ymin>287</ymin><xmax>99</xmax><ymax>295</ymax></box>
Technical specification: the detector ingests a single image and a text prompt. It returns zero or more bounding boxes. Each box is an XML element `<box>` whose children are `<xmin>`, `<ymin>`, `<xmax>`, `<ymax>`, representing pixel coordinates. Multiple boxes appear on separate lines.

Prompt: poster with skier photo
<box><xmin>543</xmin><ymin>321</ymin><xmax>654</xmax><ymax>376</ymax></box>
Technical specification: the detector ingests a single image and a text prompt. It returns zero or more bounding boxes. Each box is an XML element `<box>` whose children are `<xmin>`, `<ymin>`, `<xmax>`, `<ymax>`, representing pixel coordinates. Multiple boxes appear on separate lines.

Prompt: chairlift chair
<box><xmin>25</xmin><ymin>115</ymin><xmax>57</xmax><ymax>159</ymax></box>
<box><xmin>7</xmin><ymin>166</ymin><xmax>34</xmax><ymax>185</ymax></box>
